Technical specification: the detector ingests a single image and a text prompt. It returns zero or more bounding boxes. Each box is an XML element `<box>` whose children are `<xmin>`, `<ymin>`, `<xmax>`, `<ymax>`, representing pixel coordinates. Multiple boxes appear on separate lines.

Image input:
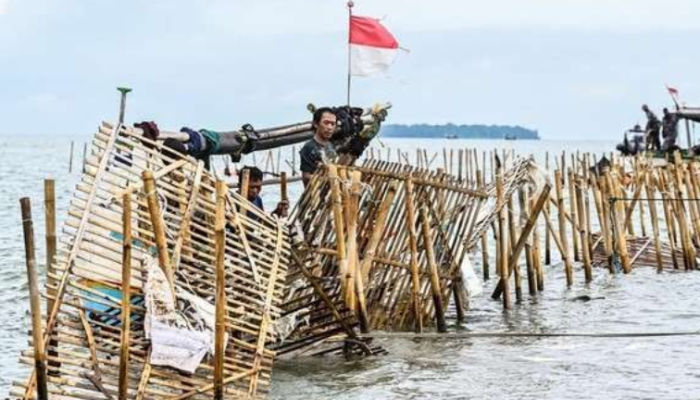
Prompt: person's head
<box><xmin>239</xmin><ymin>166</ymin><xmax>263</xmax><ymax>201</ymax></box>
<box><xmin>663</xmin><ymin>107</ymin><xmax>670</xmax><ymax>116</ymax></box>
<box><xmin>312</xmin><ymin>107</ymin><xmax>337</xmax><ymax>142</ymax></box>
<box><xmin>642</xmin><ymin>104</ymin><xmax>649</xmax><ymax>112</ymax></box>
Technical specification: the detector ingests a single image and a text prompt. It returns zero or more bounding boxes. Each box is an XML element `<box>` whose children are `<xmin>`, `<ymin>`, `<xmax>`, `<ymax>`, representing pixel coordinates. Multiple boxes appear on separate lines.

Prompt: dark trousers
<box><xmin>647</xmin><ymin>129</ymin><xmax>661</xmax><ymax>151</ymax></box>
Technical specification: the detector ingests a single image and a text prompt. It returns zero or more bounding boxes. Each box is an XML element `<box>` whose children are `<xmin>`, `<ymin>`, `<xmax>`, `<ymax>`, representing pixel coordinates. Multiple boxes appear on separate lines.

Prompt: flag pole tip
<box><xmin>347</xmin><ymin>1</ymin><xmax>354</xmax><ymax>8</ymax></box>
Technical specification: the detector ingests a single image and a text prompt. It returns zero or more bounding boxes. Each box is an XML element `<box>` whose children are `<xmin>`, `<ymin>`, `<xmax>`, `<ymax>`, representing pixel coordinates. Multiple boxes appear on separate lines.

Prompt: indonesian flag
<box><xmin>666</xmin><ymin>85</ymin><xmax>680</xmax><ymax>107</ymax></box>
<box><xmin>349</xmin><ymin>16</ymin><xmax>400</xmax><ymax>77</ymax></box>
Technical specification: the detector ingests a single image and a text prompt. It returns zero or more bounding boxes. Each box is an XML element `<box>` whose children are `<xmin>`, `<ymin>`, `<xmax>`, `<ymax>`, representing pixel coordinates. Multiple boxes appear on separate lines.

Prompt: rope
<box><xmin>611</xmin><ymin>197</ymin><xmax>700</xmax><ymax>202</ymax></box>
<box><xmin>360</xmin><ymin>330</ymin><xmax>700</xmax><ymax>340</ymax></box>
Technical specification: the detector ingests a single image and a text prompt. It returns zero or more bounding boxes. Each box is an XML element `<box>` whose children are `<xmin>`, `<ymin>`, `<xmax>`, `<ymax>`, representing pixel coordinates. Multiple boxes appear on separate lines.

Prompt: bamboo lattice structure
<box><xmin>12</xmin><ymin>123</ymin><xmax>291</xmax><ymax>399</ymax></box>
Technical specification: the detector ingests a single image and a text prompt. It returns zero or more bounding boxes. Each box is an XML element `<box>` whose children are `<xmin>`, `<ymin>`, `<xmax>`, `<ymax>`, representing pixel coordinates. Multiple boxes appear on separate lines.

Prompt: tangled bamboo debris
<box><xmin>14</xmin><ymin>123</ymin><xmax>292</xmax><ymax>399</ymax></box>
<box><xmin>286</xmin><ymin>157</ymin><xmax>537</xmax><ymax>332</ymax></box>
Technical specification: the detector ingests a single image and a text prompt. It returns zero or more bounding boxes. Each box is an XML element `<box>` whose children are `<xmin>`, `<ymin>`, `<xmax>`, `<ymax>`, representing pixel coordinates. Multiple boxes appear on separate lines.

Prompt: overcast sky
<box><xmin>1</xmin><ymin>0</ymin><xmax>699</xmax><ymax>139</ymax></box>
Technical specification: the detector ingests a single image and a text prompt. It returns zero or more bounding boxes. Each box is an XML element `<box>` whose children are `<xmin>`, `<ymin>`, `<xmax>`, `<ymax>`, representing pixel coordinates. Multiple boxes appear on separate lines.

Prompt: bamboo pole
<box><xmin>507</xmin><ymin>195</ymin><xmax>522</xmax><ymax>302</ymax></box>
<box><xmin>419</xmin><ymin>207</ymin><xmax>447</xmax><ymax>333</ymax></box>
<box><xmin>20</xmin><ymin>198</ymin><xmax>49</xmax><ymax>400</ymax></box>
<box><xmin>645</xmin><ymin>173</ymin><xmax>663</xmax><ymax>272</ymax></box>
<box><xmin>214</xmin><ymin>180</ymin><xmax>227</xmax><ymax>400</ymax></box>
<box><xmin>44</xmin><ymin>179</ymin><xmax>60</xmax><ymax>372</ymax></box>
<box><xmin>606</xmin><ymin>170</ymin><xmax>632</xmax><ymax>273</ymax></box>
<box><xmin>118</xmin><ymin>192</ymin><xmax>132</xmax><ymax>400</ymax></box>
<box><xmin>555</xmin><ymin>170</ymin><xmax>573</xmax><ymax>286</ymax></box>
<box><xmin>142</xmin><ymin>170</ymin><xmax>176</xmax><ymax>295</ymax></box>
<box><xmin>519</xmin><ymin>187</ymin><xmax>536</xmax><ymax>296</ymax></box>
<box><xmin>82</xmin><ymin>142</ymin><xmax>88</xmax><ymax>174</ymax></box>
<box><xmin>280</xmin><ymin>171</ymin><xmax>288</xmax><ymax>205</ymax></box>
<box><xmin>544</xmin><ymin>152</ymin><xmax>552</xmax><ymax>265</ymax></box>
<box><xmin>568</xmin><ymin>169</ymin><xmax>580</xmax><ymax>262</ymax></box>
<box><xmin>530</xmin><ymin>186</ymin><xmax>544</xmax><ymax>291</ymax></box>
<box><xmin>576</xmin><ymin>181</ymin><xmax>592</xmax><ymax>282</ymax></box>
<box><xmin>328</xmin><ymin>165</ymin><xmax>348</xmax><ymax>296</ymax></box>
<box><xmin>657</xmin><ymin>172</ymin><xmax>680</xmax><ymax>270</ymax></box>
<box><xmin>595</xmin><ymin>175</ymin><xmax>615</xmax><ymax>273</ymax></box>
<box><xmin>496</xmin><ymin>172</ymin><xmax>510</xmax><ymax>309</ymax></box>
<box><xmin>344</xmin><ymin>171</ymin><xmax>361</xmax><ymax>311</ymax></box>
<box><xmin>477</xmin><ymin>171</ymin><xmax>490</xmax><ymax>280</ymax></box>
<box><xmin>239</xmin><ymin>169</ymin><xmax>250</xmax><ymax>200</ymax></box>
<box><xmin>404</xmin><ymin>176</ymin><xmax>424</xmax><ymax>331</ymax></box>
<box><xmin>491</xmin><ymin>184</ymin><xmax>551</xmax><ymax>299</ymax></box>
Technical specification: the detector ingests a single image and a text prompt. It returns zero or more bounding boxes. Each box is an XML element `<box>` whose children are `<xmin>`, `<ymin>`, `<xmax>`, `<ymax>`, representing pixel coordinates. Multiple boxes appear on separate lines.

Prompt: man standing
<box><xmin>239</xmin><ymin>166</ymin><xmax>288</xmax><ymax>217</ymax></box>
<box><xmin>300</xmin><ymin>108</ymin><xmax>338</xmax><ymax>187</ymax></box>
<box><xmin>661</xmin><ymin>108</ymin><xmax>679</xmax><ymax>152</ymax></box>
<box><xmin>642</xmin><ymin>104</ymin><xmax>661</xmax><ymax>151</ymax></box>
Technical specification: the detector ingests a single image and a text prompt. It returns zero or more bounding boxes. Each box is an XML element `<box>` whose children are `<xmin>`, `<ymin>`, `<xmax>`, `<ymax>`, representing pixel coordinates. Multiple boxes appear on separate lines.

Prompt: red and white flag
<box><xmin>349</xmin><ymin>15</ymin><xmax>399</xmax><ymax>77</ymax></box>
<box><xmin>666</xmin><ymin>85</ymin><xmax>680</xmax><ymax>107</ymax></box>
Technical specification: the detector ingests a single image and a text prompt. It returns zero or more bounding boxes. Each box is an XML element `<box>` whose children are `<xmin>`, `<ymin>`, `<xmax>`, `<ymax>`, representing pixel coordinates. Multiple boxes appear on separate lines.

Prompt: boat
<box><xmin>505</xmin><ymin>134</ymin><xmax>517</xmax><ymax>140</ymax></box>
<box><xmin>445</xmin><ymin>134</ymin><xmax>459</xmax><ymax>139</ymax></box>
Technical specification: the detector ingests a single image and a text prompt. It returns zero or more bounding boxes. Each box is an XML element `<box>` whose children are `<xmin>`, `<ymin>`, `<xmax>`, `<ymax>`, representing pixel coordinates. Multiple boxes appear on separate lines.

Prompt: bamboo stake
<box><xmin>595</xmin><ymin>175</ymin><xmax>615</xmax><ymax>273</ymax></box>
<box><xmin>419</xmin><ymin>207</ymin><xmax>447</xmax><ymax>332</ymax></box>
<box><xmin>496</xmin><ymin>171</ymin><xmax>510</xmax><ymax>309</ymax></box>
<box><xmin>657</xmin><ymin>172</ymin><xmax>680</xmax><ymax>270</ymax></box>
<box><xmin>20</xmin><ymin>198</ymin><xmax>48</xmax><ymax>400</ymax></box>
<box><xmin>645</xmin><ymin>173</ymin><xmax>663</xmax><ymax>272</ymax></box>
<box><xmin>344</xmin><ymin>171</ymin><xmax>361</xmax><ymax>311</ymax></box>
<box><xmin>328</xmin><ymin>165</ymin><xmax>348</xmax><ymax>296</ymax></box>
<box><xmin>576</xmin><ymin>181</ymin><xmax>592</xmax><ymax>282</ymax></box>
<box><xmin>240</xmin><ymin>169</ymin><xmax>250</xmax><ymax>200</ymax></box>
<box><xmin>568</xmin><ymin>169</ymin><xmax>580</xmax><ymax>262</ymax></box>
<box><xmin>478</xmin><ymin>171</ymin><xmax>490</xmax><ymax>280</ymax></box>
<box><xmin>214</xmin><ymin>180</ymin><xmax>226</xmax><ymax>400</ymax></box>
<box><xmin>544</xmin><ymin>152</ymin><xmax>552</xmax><ymax>265</ymax></box>
<box><xmin>606</xmin><ymin>170</ymin><xmax>632</xmax><ymax>273</ymax></box>
<box><xmin>404</xmin><ymin>176</ymin><xmax>423</xmax><ymax>331</ymax></box>
<box><xmin>507</xmin><ymin>194</ymin><xmax>522</xmax><ymax>302</ymax></box>
<box><xmin>280</xmin><ymin>171</ymin><xmax>288</xmax><ymax>204</ymax></box>
<box><xmin>44</xmin><ymin>179</ymin><xmax>60</xmax><ymax>372</ymax></box>
<box><xmin>491</xmin><ymin>184</ymin><xmax>551</xmax><ymax>299</ymax></box>
<box><xmin>555</xmin><ymin>170</ymin><xmax>573</xmax><ymax>286</ymax></box>
<box><xmin>142</xmin><ymin>170</ymin><xmax>176</xmax><ymax>295</ymax></box>
<box><xmin>530</xmin><ymin>186</ymin><xmax>544</xmax><ymax>291</ymax></box>
<box><xmin>118</xmin><ymin>192</ymin><xmax>132</xmax><ymax>400</ymax></box>
<box><xmin>519</xmin><ymin>187</ymin><xmax>536</xmax><ymax>296</ymax></box>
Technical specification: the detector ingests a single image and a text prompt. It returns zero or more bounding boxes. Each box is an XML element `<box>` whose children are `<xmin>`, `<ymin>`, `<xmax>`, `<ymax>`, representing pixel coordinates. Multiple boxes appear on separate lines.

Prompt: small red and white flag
<box><xmin>349</xmin><ymin>15</ymin><xmax>400</xmax><ymax>77</ymax></box>
<box><xmin>666</xmin><ymin>85</ymin><xmax>680</xmax><ymax>106</ymax></box>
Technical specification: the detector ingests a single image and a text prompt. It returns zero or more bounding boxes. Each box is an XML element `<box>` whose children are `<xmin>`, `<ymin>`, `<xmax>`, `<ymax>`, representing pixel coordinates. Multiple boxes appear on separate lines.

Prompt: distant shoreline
<box><xmin>381</xmin><ymin>123</ymin><xmax>540</xmax><ymax>140</ymax></box>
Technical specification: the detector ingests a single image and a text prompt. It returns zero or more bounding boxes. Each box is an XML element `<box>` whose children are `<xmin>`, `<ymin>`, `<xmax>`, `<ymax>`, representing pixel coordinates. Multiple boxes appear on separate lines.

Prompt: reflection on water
<box><xmin>2</xmin><ymin>136</ymin><xmax>699</xmax><ymax>399</ymax></box>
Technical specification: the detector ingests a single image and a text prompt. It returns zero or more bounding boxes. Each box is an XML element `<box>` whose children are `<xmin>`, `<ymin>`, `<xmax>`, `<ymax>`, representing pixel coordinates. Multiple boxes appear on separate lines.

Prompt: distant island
<box><xmin>380</xmin><ymin>123</ymin><xmax>540</xmax><ymax>140</ymax></box>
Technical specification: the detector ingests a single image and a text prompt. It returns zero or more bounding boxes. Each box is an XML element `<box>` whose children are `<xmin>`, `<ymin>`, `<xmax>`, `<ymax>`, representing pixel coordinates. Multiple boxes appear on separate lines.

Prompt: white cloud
<box><xmin>0</xmin><ymin>0</ymin><xmax>8</xmax><ymax>15</ymax></box>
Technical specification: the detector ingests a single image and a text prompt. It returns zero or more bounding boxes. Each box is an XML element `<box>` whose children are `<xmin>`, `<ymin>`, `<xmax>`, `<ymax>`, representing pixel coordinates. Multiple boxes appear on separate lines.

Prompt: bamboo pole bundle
<box><xmin>13</xmin><ymin>123</ymin><xmax>292</xmax><ymax>399</ymax></box>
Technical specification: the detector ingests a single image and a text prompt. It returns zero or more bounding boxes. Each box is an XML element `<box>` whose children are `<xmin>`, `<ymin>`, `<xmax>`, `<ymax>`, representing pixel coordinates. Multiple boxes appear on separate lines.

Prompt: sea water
<box><xmin>1</xmin><ymin>134</ymin><xmax>699</xmax><ymax>400</ymax></box>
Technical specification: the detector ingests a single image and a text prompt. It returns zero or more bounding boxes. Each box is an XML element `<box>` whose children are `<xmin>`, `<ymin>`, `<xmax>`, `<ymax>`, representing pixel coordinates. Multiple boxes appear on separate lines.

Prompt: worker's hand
<box><xmin>273</xmin><ymin>200</ymin><xmax>289</xmax><ymax>218</ymax></box>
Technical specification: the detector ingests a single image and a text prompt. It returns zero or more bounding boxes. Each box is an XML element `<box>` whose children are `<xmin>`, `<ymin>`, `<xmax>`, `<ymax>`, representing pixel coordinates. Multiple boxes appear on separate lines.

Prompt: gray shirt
<box><xmin>299</xmin><ymin>138</ymin><xmax>337</xmax><ymax>174</ymax></box>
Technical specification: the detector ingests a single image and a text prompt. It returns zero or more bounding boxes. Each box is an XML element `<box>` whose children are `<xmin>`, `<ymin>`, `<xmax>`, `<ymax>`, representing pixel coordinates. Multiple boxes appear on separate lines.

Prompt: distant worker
<box><xmin>300</xmin><ymin>107</ymin><xmax>338</xmax><ymax>187</ymax></box>
<box><xmin>239</xmin><ymin>166</ymin><xmax>289</xmax><ymax>218</ymax></box>
<box><xmin>661</xmin><ymin>107</ymin><xmax>680</xmax><ymax>152</ymax></box>
<box><xmin>642</xmin><ymin>104</ymin><xmax>661</xmax><ymax>151</ymax></box>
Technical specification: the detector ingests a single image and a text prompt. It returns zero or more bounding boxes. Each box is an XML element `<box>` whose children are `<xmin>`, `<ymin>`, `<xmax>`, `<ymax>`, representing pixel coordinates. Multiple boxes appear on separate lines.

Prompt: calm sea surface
<box><xmin>1</xmin><ymin>135</ymin><xmax>699</xmax><ymax>400</ymax></box>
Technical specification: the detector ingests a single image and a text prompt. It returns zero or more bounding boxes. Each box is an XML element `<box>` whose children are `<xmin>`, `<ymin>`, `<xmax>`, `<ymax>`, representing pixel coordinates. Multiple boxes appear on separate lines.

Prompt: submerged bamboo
<box><xmin>20</xmin><ymin>198</ymin><xmax>48</xmax><ymax>400</ymax></box>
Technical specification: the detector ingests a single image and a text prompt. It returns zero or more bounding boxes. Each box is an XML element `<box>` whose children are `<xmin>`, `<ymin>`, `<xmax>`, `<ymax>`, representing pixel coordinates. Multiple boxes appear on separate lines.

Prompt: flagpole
<box><xmin>346</xmin><ymin>1</ymin><xmax>354</xmax><ymax>106</ymax></box>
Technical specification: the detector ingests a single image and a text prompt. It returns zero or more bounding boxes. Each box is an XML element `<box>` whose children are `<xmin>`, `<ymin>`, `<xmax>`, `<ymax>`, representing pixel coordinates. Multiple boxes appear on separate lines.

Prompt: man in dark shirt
<box><xmin>642</xmin><ymin>104</ymin><xmax>661</xmax><ymax>151</ymax></box>
<box><xmin>300</xmin><ymin>107</ymin><xmax>338</xmax><ymax>187</ymax></box>
<box><xmin>239</xmin><ymin>166</ymin><xmax>288</xmax><ymax>217</ymax></box>
<box><xmin>661</xmin><ymin>107</ymin><xmax>680</xmax><ymax>152</ymax></box>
